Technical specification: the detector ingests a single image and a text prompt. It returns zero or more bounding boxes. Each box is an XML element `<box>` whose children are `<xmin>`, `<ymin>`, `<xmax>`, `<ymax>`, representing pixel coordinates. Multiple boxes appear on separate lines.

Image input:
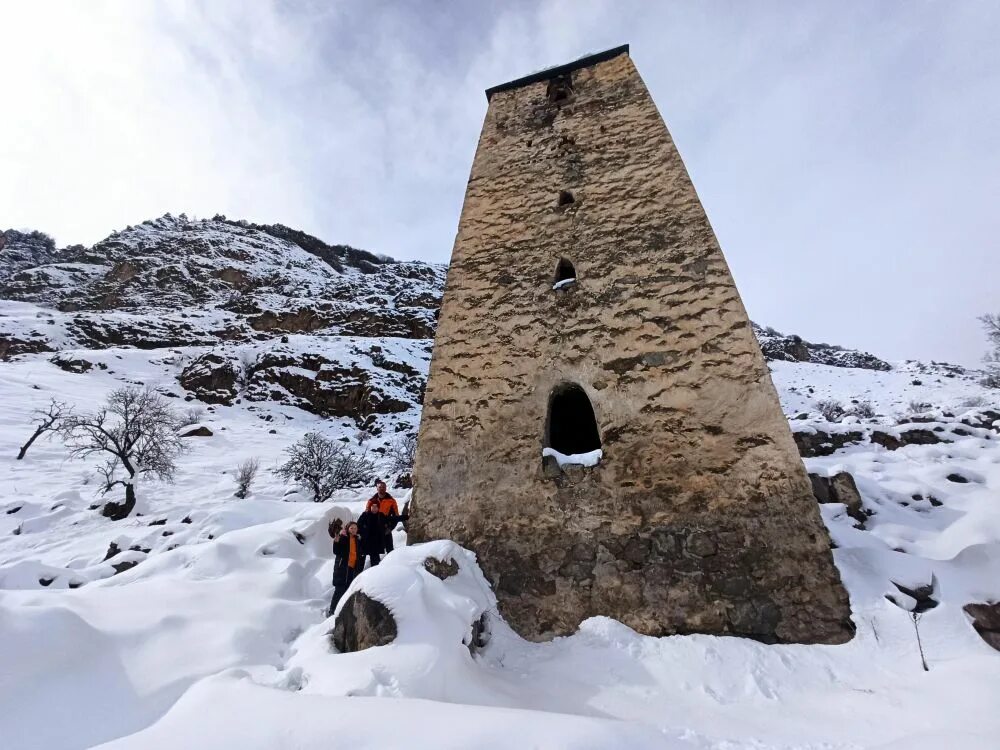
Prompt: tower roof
<box><xmin>484</xmin><ymin>44</ymin><xmax>630</xmax><ymax>101</ymax></box>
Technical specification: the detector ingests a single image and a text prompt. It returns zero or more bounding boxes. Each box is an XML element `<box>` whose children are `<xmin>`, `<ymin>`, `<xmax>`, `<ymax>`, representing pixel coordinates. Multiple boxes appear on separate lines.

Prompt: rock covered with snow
<box><xmin>328</xmin><ymin>541</ymin><xmax>494</xmax><ymax>656</ymax></box>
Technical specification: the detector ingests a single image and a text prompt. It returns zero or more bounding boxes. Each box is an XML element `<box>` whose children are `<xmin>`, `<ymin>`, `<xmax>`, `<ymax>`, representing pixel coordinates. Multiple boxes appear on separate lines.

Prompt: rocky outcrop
<box><xmin>794</xmin><ymin>430</ymin><xmax>864</xmax><ymax>458</ymax></box>
<box><xmin>0</xmin><ymin>229</ymin><xmax>61</xmax><ymax>281</ymax></box>
<box><xmin>752</xmin><ymin>323</ymin><xmax>891</xmax><ymax>371</ymax></box>
<box><xmin>331</xmin><ymin>592</ymin><xmax>398</xmax><ymax>653</ymax></box>
<box><xmin>0</xmin><ymin>335</ymin><xmax>53</xmax><ymax>360</ymax></box>
<box><xmin>870</xmin><ymin>429</ymin><xmax>945</xmax><ymax>450</ymax></box>
<box><xmin>179</xmin><ymin>354</ymin><xmax>240</xmax><ymax>405</ymax></box>
<box><xmin>792</xmin><ymin>409</ymin><xmax>1000</xmax><ymax>458</ymax></box>
<box><xmin>177</xmin><ymin>343</ymin><xmax>425</xmax><ymax>426</ymax></box>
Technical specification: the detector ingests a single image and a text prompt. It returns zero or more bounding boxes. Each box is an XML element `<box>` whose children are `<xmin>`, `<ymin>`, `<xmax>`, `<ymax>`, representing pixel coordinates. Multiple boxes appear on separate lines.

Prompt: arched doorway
<box><xmin>545</xmin><ymin>383</ymin><xmax>601</xmax><ymax>456</ymax></box>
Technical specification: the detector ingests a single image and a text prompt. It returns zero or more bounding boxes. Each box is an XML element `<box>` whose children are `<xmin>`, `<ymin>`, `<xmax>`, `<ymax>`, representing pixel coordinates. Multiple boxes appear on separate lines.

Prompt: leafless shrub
<box><xmin>908</xmin><ymin>400</ymin><xmax>933</xmax><ymax>415</ymax></box>
<box><xmin>234</xmin><ymin>457</ymin><xmax>260</xmax><ymax>499</ymax></box>
<box><xmin>61</xmin><ymin>386</ymin><xmax>186</xmax><ymax>520</ymax></box>
<box><xmin>236</xmin><ymin>351</ymin><xmax>257</xmax><ymax>390</ymax></box>
<box><xmin>816</xmin><ymin>399</ymin><xmax>845</xmax><ymax>422</ymax></box>
<box><xmin>181</xmin><ymin>406</ymin><xmax>206</xmax><ymax>425</ymax></box>
<box><xmin>387</xmin><ymin>432</ymin><xmax>417</xmax><ymax>473</ymax></box>
<box><xmin>960</xmin><ymin>395</ymin><xmax>987</xmax><ymax>408</ymax></box>
<box><xmin>17</xmin><ymin>398</ymin><xmax>71</xmax><ymax>460</ymax></box>
<box><xmin>848</xmin><ymin>400</ymin><xmax>876</xmax><ymax>419</ymax></box>
<box><xmin>275</xmin><ymin>432</ymin><xmax>374</xmax><ymax>502</ymax></box>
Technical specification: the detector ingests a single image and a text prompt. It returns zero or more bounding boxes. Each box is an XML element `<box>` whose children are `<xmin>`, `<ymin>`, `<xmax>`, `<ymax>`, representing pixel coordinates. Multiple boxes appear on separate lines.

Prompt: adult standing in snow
<box><xmin>356</xmin><ymin>498</ymin><xmax>385</xmax><ymax>568</ymax></box>
<box><xmin>370</xmin><ymin>480</ymin><xmax>400</xmax><ymax>554</ymax></box>
<box><xmin>329</xmin><ymin>521</ymin><xmax>361</xmax><ymax>616</ymax></box>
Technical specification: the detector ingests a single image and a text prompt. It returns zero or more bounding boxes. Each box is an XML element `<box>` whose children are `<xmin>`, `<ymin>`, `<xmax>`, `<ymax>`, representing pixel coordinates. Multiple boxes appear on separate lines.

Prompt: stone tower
<box><xmin>409</xmin><ymin>46</ymin><xmax>853</xmax><ymax>644</ymax></box>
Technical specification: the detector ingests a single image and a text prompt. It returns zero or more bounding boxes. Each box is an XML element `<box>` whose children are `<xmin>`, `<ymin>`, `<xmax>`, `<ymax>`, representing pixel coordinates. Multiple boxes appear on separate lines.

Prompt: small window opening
<box><xmin>557</xmin><ymin>190</ymin><xmax>575</xmax><ymax>207</ymax></box>
<box><xmin>546</xmin><ymin>384</ymin><xmax>601</xmax><ymax>456</ymax></box>
<box><xmin>553</xmin><ymin>258</ymin><xmax>576</xmax><ymax>290</ymax></box>
<box><xmin>547</xmin><ymin>73</ymin><xmax>573</xmax><ymax>104</ymax></box>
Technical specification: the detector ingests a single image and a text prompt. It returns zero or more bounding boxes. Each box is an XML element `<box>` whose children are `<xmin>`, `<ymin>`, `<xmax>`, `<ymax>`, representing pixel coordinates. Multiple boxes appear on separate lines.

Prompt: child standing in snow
<box><xmin>357</xmin><ymin>498</ymin><xmax>385</xmax><ymax>568</ymax></box>
<box><xmin>328</xmin><ymin>521</ymin><xmax>361</xmax><ymax>617</ymax></box>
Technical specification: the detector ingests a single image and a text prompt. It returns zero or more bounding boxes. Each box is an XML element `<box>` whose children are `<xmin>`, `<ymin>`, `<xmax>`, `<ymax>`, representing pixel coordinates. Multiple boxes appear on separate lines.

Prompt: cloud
<box><xmin>1</xmin><ymin>1</ymin><xmax>997</xmax><ymax>366</ymax></box>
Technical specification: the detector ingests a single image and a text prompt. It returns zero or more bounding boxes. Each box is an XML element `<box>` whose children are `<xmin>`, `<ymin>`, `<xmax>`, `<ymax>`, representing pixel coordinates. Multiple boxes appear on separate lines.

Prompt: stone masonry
<box><xmin>409</xmin><ymin>46</ymin><xmax>853</xmax><ymax>644</ymax></box>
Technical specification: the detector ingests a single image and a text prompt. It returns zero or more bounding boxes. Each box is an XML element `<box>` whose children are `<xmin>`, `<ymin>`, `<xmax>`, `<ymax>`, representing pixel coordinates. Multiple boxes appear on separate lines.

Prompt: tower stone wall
<box><xmin>409</xmin><ymin>47</ymin><xmax>853</xmax><ymax>644</ymax></box>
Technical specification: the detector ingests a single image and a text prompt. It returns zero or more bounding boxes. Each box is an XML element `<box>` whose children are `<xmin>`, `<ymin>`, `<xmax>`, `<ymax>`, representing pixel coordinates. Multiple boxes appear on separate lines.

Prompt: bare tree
<box><xmin>17</xmin><ymin>399</ymin><xmax>70</xmax><ymax>460</ymax></box>
<box><xmin>981</xmin><ymin>313</ymin><xmax>1000</xmax><ymax>388</ymax></box>
<box><xmin>234</xmin><ymin>457</ymin><xmax>260</xmax><ymax>499</ymax></box>
<box><xmin>61</xmin><ymin>386</ymin><xmax>186</xmax><ymax>520</ymax></box>
<box><xmin>275</xmin><ymin>432</ymin><xmax>374</xmax><ymax>502</ymax></box>
<box><xmin>386</xmin><ymin>432</ymin><xmax>417</xmax><ymax>473</ymax></box>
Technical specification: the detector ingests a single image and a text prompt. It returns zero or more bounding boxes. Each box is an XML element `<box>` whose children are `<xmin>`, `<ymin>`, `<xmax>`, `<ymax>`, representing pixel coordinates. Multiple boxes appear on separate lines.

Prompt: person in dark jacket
<box><xmin>356</xmin><ymin>498</ymin><xmax>385</xmax><ymax>569</ymax></box>
<box><xmin>328</xmin><ymin>521</ymin><xmax>361</xmax><ymax>617</ymax></box>
<box><xmin>369</xmin><ymin>480</ymin><xmax>400</xmax><ymax>553</ymax></box>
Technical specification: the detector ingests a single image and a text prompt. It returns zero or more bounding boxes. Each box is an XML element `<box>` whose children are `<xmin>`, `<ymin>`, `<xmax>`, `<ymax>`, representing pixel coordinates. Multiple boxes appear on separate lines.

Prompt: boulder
<box><xmin>331</xmin><ymin>592</ymin><xmax>398</xmax><ymax>653</ymax></box>
<box><xmin>964</xmin><ymin>602</ymin><xmax>1000</xmax><ymax>651</ymax></box>
<box><xmin>111</xmin><ymin>560</ymin><xmax>139</xmax><ymax>575</ymax></box>
<box><xmin>179</xmin><ymin>425</ymin><xmax>213</xmax><ymax>437</ymax></box>
<box><xmin>50</xmin><ymin>354</ymin><xmax>93</xmax><ymax>373</ymax></box>
<box><xmin>809</xmin><ymin>472</ymin><xmax>866</xmax><ymax>525</ymax></box>
<box><xmin>888</xmin><ymin>581</ymin><xmax>938</xmax><ymax>613</ymax></box>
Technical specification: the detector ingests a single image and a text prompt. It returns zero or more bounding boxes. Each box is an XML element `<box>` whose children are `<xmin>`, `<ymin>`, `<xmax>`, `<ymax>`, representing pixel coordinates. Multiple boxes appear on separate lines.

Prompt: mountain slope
<box><xmin>0</xmin><ymin>214</ymin><xmax>444</xmax><ymax>355</ymax></box>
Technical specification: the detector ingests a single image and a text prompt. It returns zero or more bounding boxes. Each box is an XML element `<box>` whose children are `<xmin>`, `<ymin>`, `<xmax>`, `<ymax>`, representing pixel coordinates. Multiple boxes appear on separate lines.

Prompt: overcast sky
<box><xmin>2</xmin><ymin>1</ymin><xmax>997</xmax><ymax>366</ymax></box>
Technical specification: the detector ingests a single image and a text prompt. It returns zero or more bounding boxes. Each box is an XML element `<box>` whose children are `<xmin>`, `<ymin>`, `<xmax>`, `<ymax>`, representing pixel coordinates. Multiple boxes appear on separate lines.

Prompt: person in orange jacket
<box><xmin>369</xmin><ymin>480</ymin><xmax>400</xmax><ymax>553</ymax></box>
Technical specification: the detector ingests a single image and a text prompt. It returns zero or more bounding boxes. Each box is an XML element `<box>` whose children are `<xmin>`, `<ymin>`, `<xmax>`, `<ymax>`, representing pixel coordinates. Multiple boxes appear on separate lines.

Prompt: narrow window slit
<box><xmin>557</xmin><ymin>190</ymin><xmax>575</xmax><ymax>207</ymax></box>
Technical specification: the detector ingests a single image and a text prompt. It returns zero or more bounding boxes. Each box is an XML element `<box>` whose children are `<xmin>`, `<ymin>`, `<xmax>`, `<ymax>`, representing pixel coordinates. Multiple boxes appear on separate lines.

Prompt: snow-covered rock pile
<box><xmin>753</xmin><ymin>322</ymin><xmax>892</xmax><ymax>370</ymax></box>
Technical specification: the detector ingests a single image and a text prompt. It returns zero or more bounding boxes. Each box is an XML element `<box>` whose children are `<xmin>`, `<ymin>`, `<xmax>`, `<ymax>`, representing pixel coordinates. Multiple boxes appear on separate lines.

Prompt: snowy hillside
<box><xmin>1</xmin><ymin>217</ymin><xmax>999</xmax><ymax>749</ymax></box>
<box><xmin>0</xmin><ymin>215</ymin><xmax>444</xmax><ymax>356</ymax></box>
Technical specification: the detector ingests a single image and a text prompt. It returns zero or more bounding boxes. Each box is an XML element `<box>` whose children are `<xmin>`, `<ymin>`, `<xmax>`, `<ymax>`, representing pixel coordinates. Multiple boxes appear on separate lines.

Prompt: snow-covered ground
<box><xmin>1</xmin><ymin>348</ymin><xmax>998</xmax><ymax>749</ymax></box>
